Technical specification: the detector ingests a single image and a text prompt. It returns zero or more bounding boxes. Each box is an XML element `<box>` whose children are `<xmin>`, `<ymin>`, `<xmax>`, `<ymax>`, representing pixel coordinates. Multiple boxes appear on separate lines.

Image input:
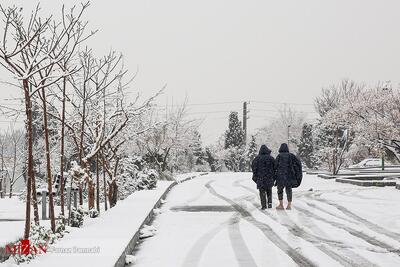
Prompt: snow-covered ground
<box><xmin>133</xmin><ymin>172</ymin><xmax>400</xmax><ymax>267</ymax></box>
<box><xmin>0</xmin><ymin>173</ymin><xmax>206</xmax><ymax>266</ymax></box>
<box><xmin>0</xmin><ymin>197</ymin><xmax>26</xmax><ymax>246</ymax></box>
<box><xmin>0</xmin><ymin>181</ymin><xmax>175</xmax><ymax>267</ymax></box>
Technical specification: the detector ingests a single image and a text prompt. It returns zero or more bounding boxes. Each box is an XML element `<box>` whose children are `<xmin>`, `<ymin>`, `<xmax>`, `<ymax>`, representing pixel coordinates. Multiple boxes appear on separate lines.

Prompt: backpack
<box><xmin>290</xmin><ymin>154</ymin><xmax>303</xmax><ymax>188</ymax></box>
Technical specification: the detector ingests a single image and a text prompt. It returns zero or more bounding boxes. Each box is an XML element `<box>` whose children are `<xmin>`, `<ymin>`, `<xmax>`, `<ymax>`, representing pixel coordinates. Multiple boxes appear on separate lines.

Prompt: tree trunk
<box><xmin>41</xmin><ymin>88</ymin><xmax>56</xmax><ymax>233</ymax></box>
<box><xmin>96</xmin><ymin>155</ymin><xmax>100</xmax><ymax>212</ymax></box>
<box><xmin>23</xmin><ymin>80</ymin><xmax>33</xmax><ymax>239</ymax></box>
<box><xmin>103</xmin><ymin>155</ymin><xmax>108</xmax><ymax>211</ymax></box>
<box><xmin>161</xmin><ymin>148</ymin><xmax>171</xmax><ymax>172</ymax></box>
<box><xmin>108</xmin><ymin>179</ymin><xmax>118</xmax><ymax>208</ymax></box>
<box><xmin>9</xmin><ymin>183</ymin><xmax>13</xmax><ymax>198</ymax></box>
<box><xmin>86</xmin><ymin>161</ymin><xmax>95</xmax><ymax>210</ymax></box>
<box><xmin>60</xmin><ymin>77</ymin><xmax>66</xmax><ymax>221</ymax></box>
<box><xmin>88</xmin><ymin>178</ymin><xmax>95</xmax><ymax>210</ymax></box>
<box><xmin>78</xmin><ymin>89</ymin><xmax>86</xmax><ymax>206</ymax></box>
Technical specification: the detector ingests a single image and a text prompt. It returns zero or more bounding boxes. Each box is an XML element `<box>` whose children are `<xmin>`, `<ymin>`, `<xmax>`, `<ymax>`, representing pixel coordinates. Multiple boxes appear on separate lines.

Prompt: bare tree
<box><xmin>0</xmin><ymin>3</ymin><xmax>91</xmax><ymax>236</ymax></box>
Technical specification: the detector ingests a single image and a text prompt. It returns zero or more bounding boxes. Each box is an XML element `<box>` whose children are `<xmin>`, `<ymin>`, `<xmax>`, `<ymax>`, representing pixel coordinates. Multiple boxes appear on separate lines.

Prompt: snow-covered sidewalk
<box><xmin>1</xmin><ymin>173</ymin><xmax>205</xmax><ymax>267</ymax></box>
<box><xmin>7</xmin><ymin>181</ymin><xmax>172</xmax><ymax>267</ymax></box>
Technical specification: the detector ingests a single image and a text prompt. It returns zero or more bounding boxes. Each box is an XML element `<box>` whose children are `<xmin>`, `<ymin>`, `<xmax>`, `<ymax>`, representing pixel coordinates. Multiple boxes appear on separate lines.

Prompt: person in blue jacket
<box><xmin>274</xmin><ymin>143</ymin><xmax>302</xmax><ymax>210</ymax></box>
<box><xmin>251</xmin><ymin>145</ymin><xmax>276</xmax><ymax>209</ymax></box>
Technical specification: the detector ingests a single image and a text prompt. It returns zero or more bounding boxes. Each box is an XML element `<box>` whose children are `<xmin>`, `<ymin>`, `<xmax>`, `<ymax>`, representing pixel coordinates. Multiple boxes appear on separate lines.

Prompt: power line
<box><xmin>250</xmin><ymin>100</ymin><xmax>314</xmax><ymax>106</ymax></box>
<box><xmin>251</xmin><ymin>108</ymin><xmax>318</xmax><ymax>114</ymax></box>
<box><xmin>186</xmin><ymin>110</ymin><xmax>240</xmax><ymax>115</ymax></box>
<box><xmin>155</xmin><ymin>101</ymin><xmax>243</xmax><ymax>108</ymax></box>
<box><xmin>155</xmin><ymin>100</ymin><xmax>315</xmax><ymax>107</ymax></box>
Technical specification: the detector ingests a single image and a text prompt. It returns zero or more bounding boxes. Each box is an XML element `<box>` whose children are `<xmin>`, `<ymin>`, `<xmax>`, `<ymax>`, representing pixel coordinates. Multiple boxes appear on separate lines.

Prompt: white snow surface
<box><xmin>1</xmin><ymin>181</ymin><xmax>174</xmax><ymax>267</ymax></box>
<box><xmin>0</xmin><ymin>197</ymin><xmax>26</xmax><ymax>246</ymax></box>
<box><xmin>133</xmin><ymin>172</ymin><xmax>400</xmax><ymax>267</ymax></box>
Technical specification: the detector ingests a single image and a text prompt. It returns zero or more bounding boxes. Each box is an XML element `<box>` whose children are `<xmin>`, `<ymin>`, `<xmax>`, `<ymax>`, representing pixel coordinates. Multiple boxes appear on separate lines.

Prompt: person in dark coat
<box><xmin>274</xmin><ymin>143</ymin><xmax>299</xmax><ymax>210</ymax></box>
<box><xmin>251</xmin><ymin>145</ymin><xmax>276</xmax><ymax>209</ymax></box>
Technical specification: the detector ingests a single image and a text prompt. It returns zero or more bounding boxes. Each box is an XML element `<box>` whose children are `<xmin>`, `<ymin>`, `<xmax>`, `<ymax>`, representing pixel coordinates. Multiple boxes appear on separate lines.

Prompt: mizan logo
<box><xmin>6</xmin><ymin>240</ymin><xmax>47</xmax><ymax>255</ymax></box>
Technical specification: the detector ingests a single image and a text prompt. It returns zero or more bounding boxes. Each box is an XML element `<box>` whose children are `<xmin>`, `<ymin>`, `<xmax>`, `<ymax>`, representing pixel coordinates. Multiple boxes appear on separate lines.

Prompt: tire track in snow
<box><xmin>233</xmin><ymin>180</ymin><xmax>377</xmax><ymax>267</ymax></box>
<box><xmin>181</xmin><ymin>178</ymin><xmax>215</xmax><ymax>206</ymax></box>
<box><xmin>181</xmin><ymin>213</ymin><xmax>258</xmax><ymax>267</ymax></box>
<box><xmin>205</xmin><ymin>181</ymin><xmax>317</xmax><ymax>267</ymax></box>
<box><xmin>228</xmin><ymin>215</ymin><xmax>258</xmax><ymax>267</ymax></box>
<box><xmin>294</xmin><ymin>205</ymin><xmax>400</xmax><ymax>256</ymax></box>
<box><xmin>181</xmin><ymin>216</ymin><xmax>230</xmax><ymax>267</ymax></box>
<box><xmin>300</xmin><ymin>201</ymin><xmax>356</xmax><ymax>224</ymax></box>
<box><xmin>303</xmin><ymin>192</ymin><xmax>400</xmax><ymax>241</ymax></box>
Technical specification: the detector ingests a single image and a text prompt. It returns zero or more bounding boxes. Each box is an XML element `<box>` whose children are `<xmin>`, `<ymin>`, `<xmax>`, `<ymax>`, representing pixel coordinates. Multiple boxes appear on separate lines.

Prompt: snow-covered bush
<box><xmin>136</xmin><ymin>169</ymin><xmax>158</xmax><ymax>190</ymax></box>
<box><xmin>12</xmin><ymin>219</ymin><xmax>67</xmax><ymax>264</ymax></box>
<box><xmin>116</xmin><ymin>156</ymin><xmax>159</xmax><ymax>200</ymax></box>
<box><xmin>70</xmin><ymin>206</ymin><xmax>86</xmax><ymax>227</ymax></box>
<box><xmin>89</xmin><ymin>208</ymin><xmax>99</xmax><ymax>218</ymax></box>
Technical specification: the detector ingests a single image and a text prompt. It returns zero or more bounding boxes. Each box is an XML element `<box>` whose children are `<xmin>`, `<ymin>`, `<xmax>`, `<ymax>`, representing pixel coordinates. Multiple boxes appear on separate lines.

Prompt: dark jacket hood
<box><xmin>259</xmin><ymin>145</ymin><xmax>271</xmax><ymax>155</ymax></box>
<box><xmin>279</xmin><ymin>143</ymin><xmax>289</xmax><ymax>153</ymax></box>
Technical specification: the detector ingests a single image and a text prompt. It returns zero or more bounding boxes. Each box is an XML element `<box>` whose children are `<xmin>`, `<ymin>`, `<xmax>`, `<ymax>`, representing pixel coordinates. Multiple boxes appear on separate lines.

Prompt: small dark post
<box><xmin>243</xmin><ymin>102</ymin><xmax>248</xmax><ymax>144</ymax></box>
<box><xmin>41</xmin><ymin>191</ymin><xmax>47</xmax><ymax>220</ymax></box>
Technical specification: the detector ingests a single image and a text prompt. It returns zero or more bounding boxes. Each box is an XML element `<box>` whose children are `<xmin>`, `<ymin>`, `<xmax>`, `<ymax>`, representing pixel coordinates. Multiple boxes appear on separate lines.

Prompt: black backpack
<box><xmin>290</xmin><ymin>154</ymin><xmax>303</xmax><ymax>188</ymax></box>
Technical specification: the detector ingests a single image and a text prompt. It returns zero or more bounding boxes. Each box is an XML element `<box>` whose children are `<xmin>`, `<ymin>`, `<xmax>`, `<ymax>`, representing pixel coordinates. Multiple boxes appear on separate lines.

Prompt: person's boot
<box><xmin>261</xmin><ymin>206</ymin><xmax>267</xmax><ymax>210</ymax></box>
<box><xmin>286</xmin><ymin>202</ymin><xmax>292</xmax><ymax>210</ymax></box>
<box><xmin>268</xmin><ymin>203</ymin><xmax>272</xmax><ymax>209</ymax></box>
<box><xmin>276</xmin><ymin>200</ymin><xmax>284</xmax><ymax>210</ymax></box>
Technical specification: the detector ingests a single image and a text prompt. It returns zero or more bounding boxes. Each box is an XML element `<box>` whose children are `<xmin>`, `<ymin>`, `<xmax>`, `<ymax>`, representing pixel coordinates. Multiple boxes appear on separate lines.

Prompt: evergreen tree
<box><xmin>192</xmin><ymin>131</ymin><xmax>205</xmax><ymax>165</ymax></box>
<box><xmin>224</xmin><ymin>112</ymin><xmax>246</xmax><ymax>171</ymax></box>
<box><xmin>225</xmin><ymin>112</ymin><xmax>245</xmax><ymax>149</ymax></box>
<box><xmin>298</xmin><ymin>123</ymin><xmax>315</xmax><ymax>168</ymax></box>
<box><xmin>247</xmin><ymin>135</ymin><xmax>258</xmax><ymax>171</ymax></box>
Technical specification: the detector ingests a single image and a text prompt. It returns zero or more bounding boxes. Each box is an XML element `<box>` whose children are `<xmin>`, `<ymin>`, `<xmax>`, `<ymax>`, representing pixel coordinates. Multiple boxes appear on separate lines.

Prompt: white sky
<box><xmin>1</xmin><ymin>0</ymin><xmax>400</xmax><ymax>144</ymax></box>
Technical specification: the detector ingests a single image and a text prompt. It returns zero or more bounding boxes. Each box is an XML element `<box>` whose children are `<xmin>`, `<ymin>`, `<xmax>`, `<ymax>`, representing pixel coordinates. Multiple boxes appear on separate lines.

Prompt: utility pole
<box><xmin>243</xmin><ymin>101</ymin><xmax>249</xmax><ymax>144</ymax></box>
<box><xmin>0</xmin><ymin>142</ymin><xmax>3</xmax><ymax>199</ymax></box>
<box><xmin>287</xmin><ymin>125</ymin><xmax>291</xmax><ymax>146</ymax></box>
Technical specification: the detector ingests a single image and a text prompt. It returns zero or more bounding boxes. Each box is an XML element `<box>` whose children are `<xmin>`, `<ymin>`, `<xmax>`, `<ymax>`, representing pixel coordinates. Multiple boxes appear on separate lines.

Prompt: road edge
<box><xmin>114</xmin><ymin>172</ymin><xmax>208</xmax><ymax>267</ymax></box>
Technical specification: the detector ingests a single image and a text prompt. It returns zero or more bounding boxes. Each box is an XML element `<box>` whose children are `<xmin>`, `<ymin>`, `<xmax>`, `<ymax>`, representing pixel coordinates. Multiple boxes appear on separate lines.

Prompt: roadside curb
<box><xmin>114</xmin><ymin>172</ymin><xmax>208</xmax><ymax>267</ymax></box>
<box><xmin>336</xmin><ymin>178</ymin><xmax>397</xmax><ymax>187</ymax></box>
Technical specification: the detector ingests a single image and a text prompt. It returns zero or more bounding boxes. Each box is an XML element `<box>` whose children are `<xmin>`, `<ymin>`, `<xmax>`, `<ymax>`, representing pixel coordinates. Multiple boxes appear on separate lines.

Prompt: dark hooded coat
<box><xmin>251</xmin><ymin>145</ymin><xmax>276</xmax><ymax>189</ymax></box>
<box><xmin>275</xmin><ymin>143</ymin><xmax>301</xmax><ymax>187</ymax></box>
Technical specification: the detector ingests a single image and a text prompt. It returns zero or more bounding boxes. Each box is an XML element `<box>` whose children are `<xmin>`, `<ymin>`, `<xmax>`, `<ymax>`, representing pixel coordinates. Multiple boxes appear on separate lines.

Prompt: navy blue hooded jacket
<box><xmin>275</xmin><ymin>143</ymin><xmax>300</xmax><ymax>187</ymax></box>
<box><xmin>251</xmin><ymin>145</ymin><xmax>276</xmax><ymax>189</ymax></box>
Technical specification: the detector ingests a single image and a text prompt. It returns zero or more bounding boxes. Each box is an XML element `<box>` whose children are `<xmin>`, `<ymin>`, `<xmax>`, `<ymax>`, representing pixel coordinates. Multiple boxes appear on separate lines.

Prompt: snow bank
<box><xmin>1</xmin><ymin>172</ymin><xmax>207</xmax><ymax>267</ymax></box>
<box><xmin>0</xmin><ymin>197</ymin><xmax>26</xmax><ymax>247</ymax></box>
<box><xmin>3</xmin><ymin>181</ymin><xmax>174</xmax><ymax>267</ymax></box>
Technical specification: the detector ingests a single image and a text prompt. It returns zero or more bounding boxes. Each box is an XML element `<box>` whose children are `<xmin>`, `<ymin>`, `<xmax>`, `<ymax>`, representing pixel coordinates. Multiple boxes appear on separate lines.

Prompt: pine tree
<box><xmin>298</xmin><ymin>123</ymin><xmax>315</xmax><ymax>168</ymax></box>
<box><xmin>225</xmin><ymin>112</ymin><xmax>245</xmax><ymax>149</ymax></box>
<box><xmin>192</xmin><ymin>131</ymin><xmax>205</xmax><ymax>165</ymax></box>
<box><xmin>224</xmin><ymin>112</ymin><xmax>246</xmax><ymax>171</ymax></box>
<box><xmin>247</xmin><ymin>135</ymin><xmax>258</xmax><ymax>171</ymax></box>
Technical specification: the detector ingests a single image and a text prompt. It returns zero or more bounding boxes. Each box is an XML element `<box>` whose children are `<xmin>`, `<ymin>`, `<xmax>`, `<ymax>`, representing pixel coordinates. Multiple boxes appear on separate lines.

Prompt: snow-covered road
<box><xmin>133</xmin><ymin>173</ymin><xmax>400</xmax><ymax>267</ymax></box>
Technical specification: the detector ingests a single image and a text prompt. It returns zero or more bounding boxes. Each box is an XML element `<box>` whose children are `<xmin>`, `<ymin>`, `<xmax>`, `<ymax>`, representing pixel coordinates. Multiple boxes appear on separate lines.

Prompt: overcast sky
<box><xmin>1</xmin><ymin>0</ymin><xmax>400</xmax><ymax>143</ymax></box>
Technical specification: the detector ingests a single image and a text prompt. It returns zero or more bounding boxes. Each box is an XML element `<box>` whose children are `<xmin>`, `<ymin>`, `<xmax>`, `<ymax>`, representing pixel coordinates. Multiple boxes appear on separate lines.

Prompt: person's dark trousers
<box><xmin>277</xmin><ymin>185</ymin><xmax>292</xmax><ymax>202</ymax></box>
<box><xmin>259</xmin><ymin>189</ymin><xmax>266</xmax><ymax>208</ymax></box>
<box><xmin>259</xmin><ymin>187</ymin><xmax>272</xmax><ymax>208</ymax></box>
